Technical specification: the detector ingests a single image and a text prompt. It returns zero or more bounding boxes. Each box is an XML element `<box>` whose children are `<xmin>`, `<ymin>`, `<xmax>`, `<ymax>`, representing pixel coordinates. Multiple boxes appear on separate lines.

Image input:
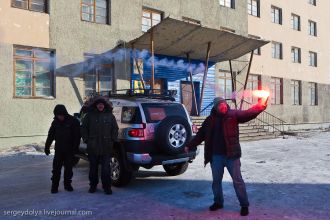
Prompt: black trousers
<box><xmin>88</xmin><ymin>154</ymin><xmax>112</xmax><ymax>189</ymax></box>
<box><xmin>51</xmin><ymin>151</ymin><xmax>74</xmax><ymax>187</ymax></box>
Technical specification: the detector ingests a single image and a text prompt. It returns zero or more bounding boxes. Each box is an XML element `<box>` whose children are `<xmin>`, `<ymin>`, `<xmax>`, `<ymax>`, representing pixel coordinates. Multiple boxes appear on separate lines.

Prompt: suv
<box><xmin>74</xmin><ymin>90</ymin><xmax>199</xmax><ymax>187</ymax></box>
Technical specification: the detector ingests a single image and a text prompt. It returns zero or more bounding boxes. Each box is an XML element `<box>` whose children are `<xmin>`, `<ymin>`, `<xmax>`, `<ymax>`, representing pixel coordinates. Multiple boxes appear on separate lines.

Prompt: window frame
<box><xmin>270</xmin><ymin>77</ymin><xmax>283</xmax><ymax>105</ymax></box>
<box><xmin>308</xmin><ymin>20</ymin><xmax>317</xmax><ymax>36</ymax></box>
<box><xmin>291</xmin><ymin>80</ymin><xmax>302</xmax><ymax>105</ymax></box>
<box><xmin>83</xmin><ymin>54</ymin><xmax>115</xmax><ymax>97</ymax></box>
<box><xmin>218</xmin><ymin>71</ymin><xmax>233</xmax><ymax>100</ymax></box>
<box><xmin>308</xmin><ymin>0</ymin><xmax>316</xmax><ymax>6</ymax></box>
<box><xmin>247</xmin><ymin>0</ymin><xmax>260</xmax><ymax>17</ymax></box>
<box><xmin>11</xmin><ymin>0</ymin><xmax>48</xmax><ymax>13</ymax></box>
<box><xmin>246</xmin><ymin>74</ymin><xmax>261</xmax><ymax>104</ymax></box>
<box><xmin>271</xmin><ymin>41</ymin><xmax>283</xmax><ymax>59</ymax></box>
<box><xmin>308</xmin><ymin>51</ymin><xmax>317</xmax><ymax>67</ymax></box>
<box><xmin>13</xmin><ymin>45</ymin><xmax>55</xmax><ymax>99</ymax></box>
<box><xmin>291</xmin><ymin>47</ymin><xmax>301</xmax><ymax>63</ymax></box>
<box><xmin>308</xmin><ymin>82</ymin><xmax>318</xmax><ymax>106</ymax></box>
<box><xmin>81</xmin><ymin>0</ymin><xmax>110</xmax><ymax>25</ymax></box>
<box><xmin>291</xmin><ymin>13</ymin><xmax>301</xmax><ymax>31</ymax></box>
<box><xmin>271</xmin><ymin>5</ymin><xmax>282</xmax><ymax>25</ymax></box>
<box><xmin>142</xmin><ymin>8</ymin><xmax>163</xmax><ymax>32</ymax></box>
<box><xmin>219</xmin><ymin>0</ymin><xmax>235</xmax><ymax>9</ymax></box>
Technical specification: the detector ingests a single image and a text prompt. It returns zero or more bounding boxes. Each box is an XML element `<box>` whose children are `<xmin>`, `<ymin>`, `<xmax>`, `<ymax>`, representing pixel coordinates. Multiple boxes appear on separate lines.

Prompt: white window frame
<box><xmin>291</xmin><ymin>14</ymin><xmax>300</xmax><ymax>31</ymax></box>
<box><xmin>291</xmin><ymin>47</ymin><xmax>301</xmax><ymax>63</ymax></box>
<box><xmin>272</xmin><ymin>42</ymin><xmax>282</xmax><ymax>59</ymax></box>
<box><xmin>247</xmin><ymin>0</ymin><xmax>259</xmax><ymax>17</ymax></box>
<box><xmin>271</xmin><ymin>6</ymin><xmax>282</xmax><ymax>24</ymax></box>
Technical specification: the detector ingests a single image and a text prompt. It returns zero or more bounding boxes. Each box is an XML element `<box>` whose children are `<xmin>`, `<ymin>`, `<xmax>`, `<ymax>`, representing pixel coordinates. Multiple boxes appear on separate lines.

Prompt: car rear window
<box><xmin>141</xmin><ymin>103</ymin><xmax>188</xmax><ymax>123</ymax></box>
<box><xmin>121</xmin><ymin>107</ymin><xmax>142</xmax><ymax>124</ymax></box>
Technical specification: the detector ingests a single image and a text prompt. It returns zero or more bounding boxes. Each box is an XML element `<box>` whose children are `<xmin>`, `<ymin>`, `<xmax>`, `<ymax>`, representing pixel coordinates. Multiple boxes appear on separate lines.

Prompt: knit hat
<box><xmin>213</xmin><ymin>97</ymin><xmax>226</xmax><ymax>108</ymax></box>
<box><xmin>53</xmin><ymin>104</ymin><xmax>68</xmax><ymax>116</ymax></box>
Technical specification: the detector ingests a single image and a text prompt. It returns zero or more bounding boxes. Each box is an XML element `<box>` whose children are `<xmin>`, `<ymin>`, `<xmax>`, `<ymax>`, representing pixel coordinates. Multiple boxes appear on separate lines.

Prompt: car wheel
<box><xmin>163</xmin><ymin>162</ymin><xmax>189</xmax><ymax>176</ymax></box>
<box><xmin>156</xmin><ymin>116</ymin><xmax>192</xmax><ymax>155</ymax></box>
<box><xmin>111</xmin><ymin>151</ymin><xmax>133</xmax><ymax>187</ymax></box>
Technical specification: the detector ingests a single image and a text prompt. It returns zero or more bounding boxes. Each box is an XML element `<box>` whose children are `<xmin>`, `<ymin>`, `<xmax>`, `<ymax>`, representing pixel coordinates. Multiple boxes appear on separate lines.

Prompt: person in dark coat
<box><xmin>45</xmin><ymin>104</ymin><xmax>81</xmax><ymax>194</ymax></box>
<box><xmin>185</xmin><ymin>97</ymin><xmax>268</xmax><ymax>216</ymax></box>
<box><xmin>81</xmin><ymin>97</ymin><xmax>119</xmax><ymax>195</ymax></box>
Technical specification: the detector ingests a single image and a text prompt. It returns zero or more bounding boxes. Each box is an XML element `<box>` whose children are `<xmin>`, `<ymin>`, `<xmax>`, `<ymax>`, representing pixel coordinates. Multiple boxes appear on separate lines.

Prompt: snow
<box><xmin>0</xmin><ymin>131</ymin><xmax>330</xmax><ymax>220</ymax></box>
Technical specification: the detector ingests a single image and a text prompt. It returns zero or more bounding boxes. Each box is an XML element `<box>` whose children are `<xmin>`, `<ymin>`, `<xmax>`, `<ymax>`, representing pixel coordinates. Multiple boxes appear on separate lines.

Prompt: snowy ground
<box><xmin>0</xmin><ymin>130</ymin><xmax>330</xmax><ymax>220</ymax></box>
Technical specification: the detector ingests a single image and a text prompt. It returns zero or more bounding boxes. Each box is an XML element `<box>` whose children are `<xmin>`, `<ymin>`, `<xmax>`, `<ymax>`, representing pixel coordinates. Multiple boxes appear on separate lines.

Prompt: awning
<box><xmin>122</xmin><ymin>17</ymin><xmax>269</xmax><ymax>62</ymax></box>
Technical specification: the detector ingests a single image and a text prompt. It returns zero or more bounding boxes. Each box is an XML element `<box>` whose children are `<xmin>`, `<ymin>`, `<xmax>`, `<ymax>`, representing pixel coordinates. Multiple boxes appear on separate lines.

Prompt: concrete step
<box><xmin>240</xmin><ymin>133</ymin><xmax>276</xmax><ymax>142</ymax></box>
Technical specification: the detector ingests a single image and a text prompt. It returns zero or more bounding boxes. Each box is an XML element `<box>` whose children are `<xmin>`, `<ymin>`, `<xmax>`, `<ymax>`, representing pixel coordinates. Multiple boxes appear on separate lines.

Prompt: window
<box><xmin>308</xmin><ymin>82</ymin><xmax>318</xmax><ymax>105</ymax></box>
<box><xmin>219</xmin><ymin>0</ymin><xmax>235</xmax><ymax>9</ymax></box>
<box><xmin>271</xmin><ymin>6</ymin><xmax>282</xmax><ymax>24</ymax></box>
<box><xmin>271</xmin><ymin>42</ymin><xmax>282</xmax><ymax>59</ymax></box>
<box><xmin>248</xmin><ymin>35</ymin><xmax>261</xmax><ymax>55</ymax></box>
<box><xmin>308</xmin><ymin>20</ymin><xmax>317</xmax><ymax>36</ymax></box>
<box><xmin>81</xmin><ymin>0</ymin><xmax>108</xmax><ymax>24</ymax></box>
<box><xmin>11</xmin><ymin>0</ymin><xmax>47</xmax><ymax>13</ymax></box>
<box><xmin>308</xmin><ymin>0</ymin><xmax>316</xmax><ymax>6</ymax></box>
<box><xmin>142</xmin><ymin>8</ymin><xmax>162</xmax><ymax>32</ymax></box>
<box><xmin>270</xmin><ymin>77</ymin><xmax>283</xmax><ymax>105</ymax></box>
<box><xmin>84</xmin><ymin>54</ymin><xmax>114</xmax><ymax>97</ymax></box>
<box><xmin>309</xmin><ymin>51</ymin><xmax>317</xmax><ymax>67</ymax></box>
<box><xmin>121</xmin><ymin>107</ymin><xmax>142</xmax><ymax>124</ymax></box>
<box><xmin>182</xmin><ymin>17</ymin><xmax>201</xmax><ymax>25</ymax></box>
<box><xmin>291</xmin><ymin>47</ymin><xmax>301</xmax><ymax>63</ymax></box>
<box><xmin>246</xmin><ymin>74</ymin><xmax>261</xmax><ymax>104</ymax></box>
<box><xmin>247</xmin><ymin>0</ymin><xmax>259</xmax><ymax>17</ymax></box>
<box><xmin>291</xmin><ymin>80</ymin><xmax>301</xmax><ymax>105</ymax></box>
<box><xmin>291</xmin><ymin>14</ymin><xmax>300</xmax><ymax>31</ymax></box>
<box><xmin>218</xmin><ymin>72</ymin><xmax>233</xmax><ymax>99</ymax></box>
<box><xmin>14</xmin><ymin>46</ymin><xmax>54</xmax><ymax>97</ymax></box>
<box><xmin>133</xmin><ymin>58</ymin><xmax>144</xmax><ymax>74</ymax></box>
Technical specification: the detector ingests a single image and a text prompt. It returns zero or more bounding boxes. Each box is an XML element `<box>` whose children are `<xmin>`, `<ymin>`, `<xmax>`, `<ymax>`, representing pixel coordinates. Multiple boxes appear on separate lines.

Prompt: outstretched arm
<box><xmin>236</xmin><ymin>99</ymin><xmax>268</xmax><ymax>123</ymax></box>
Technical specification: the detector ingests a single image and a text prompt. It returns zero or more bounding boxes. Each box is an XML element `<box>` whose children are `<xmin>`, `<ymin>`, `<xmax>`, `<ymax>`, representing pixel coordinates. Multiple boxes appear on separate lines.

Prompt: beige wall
<box><xmin>0</xmin><ymin>0</ymin><xmax>49</xmax><ymax>47</ymax></box>
<box><xmin>249</xmin><ymin>0</ymin><xmax>330</xmax><ymax>84</ymax></box>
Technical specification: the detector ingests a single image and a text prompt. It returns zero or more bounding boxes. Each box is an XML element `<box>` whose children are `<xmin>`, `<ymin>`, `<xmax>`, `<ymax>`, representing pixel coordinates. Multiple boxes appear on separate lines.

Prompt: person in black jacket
<box><xmin>81</xmin><ymin>97</ymin><xmax>118</xmax><ymax>195</ymax></box>
<box><xmin>185</xmin><ymin>97</ymin><xmax>268</xmax><ymax>216</ymax></box>
<box><xmin>45</xmin><ymin>104</ymin><xmax>81</xmax><ymax>194</ymax></box>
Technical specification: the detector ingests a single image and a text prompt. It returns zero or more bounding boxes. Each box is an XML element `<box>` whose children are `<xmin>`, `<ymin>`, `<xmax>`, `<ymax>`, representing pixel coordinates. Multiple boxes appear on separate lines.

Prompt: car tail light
<box><xmin>128</xmin><ymin>129</ymin><xmax>144</xmax><ymax>137</ymax></box>
<box><xmin>192</xmin><ymin>124</ymin><xmax>199</xmax><ymax>134</ymax></box>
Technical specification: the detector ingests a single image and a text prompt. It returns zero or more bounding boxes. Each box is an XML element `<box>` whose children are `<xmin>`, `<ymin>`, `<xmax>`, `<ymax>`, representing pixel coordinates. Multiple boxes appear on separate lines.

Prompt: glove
<box><xmin>44</xmin><ymin>148</ymin><xmax>50</xmax><ymax>156</ymax></box>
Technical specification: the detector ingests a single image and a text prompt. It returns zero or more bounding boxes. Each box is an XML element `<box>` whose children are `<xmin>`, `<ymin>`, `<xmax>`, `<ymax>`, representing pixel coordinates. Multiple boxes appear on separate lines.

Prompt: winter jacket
<box><xmin>45</xmin><ymin>106</ymin><xmax>81</xmax><ymax>154</ymax></box>
<box><xmin>186</xmin><ymin>104</ymin><xmax>266</xmax><ymax>165</ymax></box>
<box><xmin>81</xmin><ymin>99</ymin><xmax>119</xmax><ymax>156</ymax></box>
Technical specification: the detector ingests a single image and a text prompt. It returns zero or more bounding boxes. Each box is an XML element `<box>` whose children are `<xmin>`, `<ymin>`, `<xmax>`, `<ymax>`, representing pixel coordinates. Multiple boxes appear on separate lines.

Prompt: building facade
<box><xmin>247</xmin><ymin>0</ymin><xmax>330</xmax><ymax>124</ymax></box>
<box><xmin>0</xmin><ymin>0</ymin><xmax>247</xmax><ymax>147</ymax></box>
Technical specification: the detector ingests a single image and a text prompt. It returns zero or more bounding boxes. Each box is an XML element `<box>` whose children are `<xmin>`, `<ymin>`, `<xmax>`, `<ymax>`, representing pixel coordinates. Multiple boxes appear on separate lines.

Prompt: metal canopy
<box><xmin>124</xmin><ymin>17</ymin><xmax>269</xmax><ymax>63</ymax></box>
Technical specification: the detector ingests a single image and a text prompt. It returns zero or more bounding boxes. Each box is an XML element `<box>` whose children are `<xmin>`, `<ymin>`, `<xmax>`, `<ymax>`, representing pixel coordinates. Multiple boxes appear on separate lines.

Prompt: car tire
<box><xmin>111</xmin><ymin>151</ymin><xmax>133</xmax><ymax>187</ymax></box>
<box><xmin>163</xmin><ymin>162</ymin><xmax>189</xmax><ymax>176</ymax></box>
<box><xmin>72</xmin><ymin>156</ymin><xmax>80</xmax><ymax>166</ymax></box>
<box><xmin>156</xmin><ymin>116</ymin><xmax>192</xmax><ymax>155</ymax></box>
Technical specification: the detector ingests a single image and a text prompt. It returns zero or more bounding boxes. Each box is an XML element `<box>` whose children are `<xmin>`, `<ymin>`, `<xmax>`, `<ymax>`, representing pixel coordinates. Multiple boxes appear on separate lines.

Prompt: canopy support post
<box><xmin>187</xmin><ymin>53</ymin><xmax>198</xmax><ymax>116</ymax></box>
<box><xmin>132</xmin><ymin>44</ymin><xmax>146</xmax><ymax>90</ymax></box>
<box><xmin>150</xmin><ymin>29</ymin><xmax>155</xmax><ymax>93</ymax></box>
<box><xmin>199</xmin><ymin>42</ymin><xmax>211</xmax><ymax>115</ymax></box>
<box><xmin>239</xmin><ymin>51</ymin><xmax>254</xmax><ymax>110</ymax></box>
<box><xmin>229</xmin><ymin>60</ymin><xmax>237</xmax><ymax>109</ymax></box>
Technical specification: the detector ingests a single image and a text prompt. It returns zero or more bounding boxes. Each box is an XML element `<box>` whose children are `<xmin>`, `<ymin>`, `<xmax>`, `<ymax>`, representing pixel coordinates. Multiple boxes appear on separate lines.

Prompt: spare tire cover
<box><xmin>156</xmin><ymin>116</ymin><xmax>192</xmax><ymax>155</ymax></box>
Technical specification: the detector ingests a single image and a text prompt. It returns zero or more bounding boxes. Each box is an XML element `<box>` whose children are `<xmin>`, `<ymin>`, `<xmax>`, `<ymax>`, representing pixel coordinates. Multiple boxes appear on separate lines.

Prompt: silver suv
<box><xmin>74</xmin><ymin>90</ymin><xmax>199</xmax><ymax>187</ymax></box>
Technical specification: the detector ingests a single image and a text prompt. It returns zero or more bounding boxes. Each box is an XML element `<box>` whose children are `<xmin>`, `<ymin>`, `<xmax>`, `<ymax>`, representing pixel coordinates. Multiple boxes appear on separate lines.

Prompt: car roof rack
<box><xmin>108</xmin><ymin>89</ymin><xmax>177</xmax><ymax>101</ymax></box>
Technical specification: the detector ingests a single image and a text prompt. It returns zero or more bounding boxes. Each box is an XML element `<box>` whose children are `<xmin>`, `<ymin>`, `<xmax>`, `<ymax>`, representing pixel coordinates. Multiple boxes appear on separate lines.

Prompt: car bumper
<box><xmin>126</xmin><ymin>149</ymin><xmax>199</xmax><ymax>166</ymax></box>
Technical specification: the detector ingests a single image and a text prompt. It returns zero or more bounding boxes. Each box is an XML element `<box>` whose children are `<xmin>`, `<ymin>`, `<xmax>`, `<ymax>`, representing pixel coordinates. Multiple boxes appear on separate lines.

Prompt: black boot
<box><xmin>240</xmin><ymin>206</ymin><xmax>249</xmax><ymax>216</ymax></box>
<box><xmin>104</xmin><ymin>187</ymin><xmax>112</xmax><ymax>195</ymax></box>
<box><xmin>209</xmin><ymin>203</ymin><xmax>223</xmax><ymax>211</ymax></box>
<box><xmin>51</xmin><ymin>184</ymin><xmax>58</xmax><ymax>194</ymax></box>
<box><xmin>88</xmin><ymin>185</ymin><xmax>97</xmax><ymax>193</ymax></box>
<box><xmin>64</xmin><ymin>183</ymin><xmax>74</xmax><ymax>192</ymax></box>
